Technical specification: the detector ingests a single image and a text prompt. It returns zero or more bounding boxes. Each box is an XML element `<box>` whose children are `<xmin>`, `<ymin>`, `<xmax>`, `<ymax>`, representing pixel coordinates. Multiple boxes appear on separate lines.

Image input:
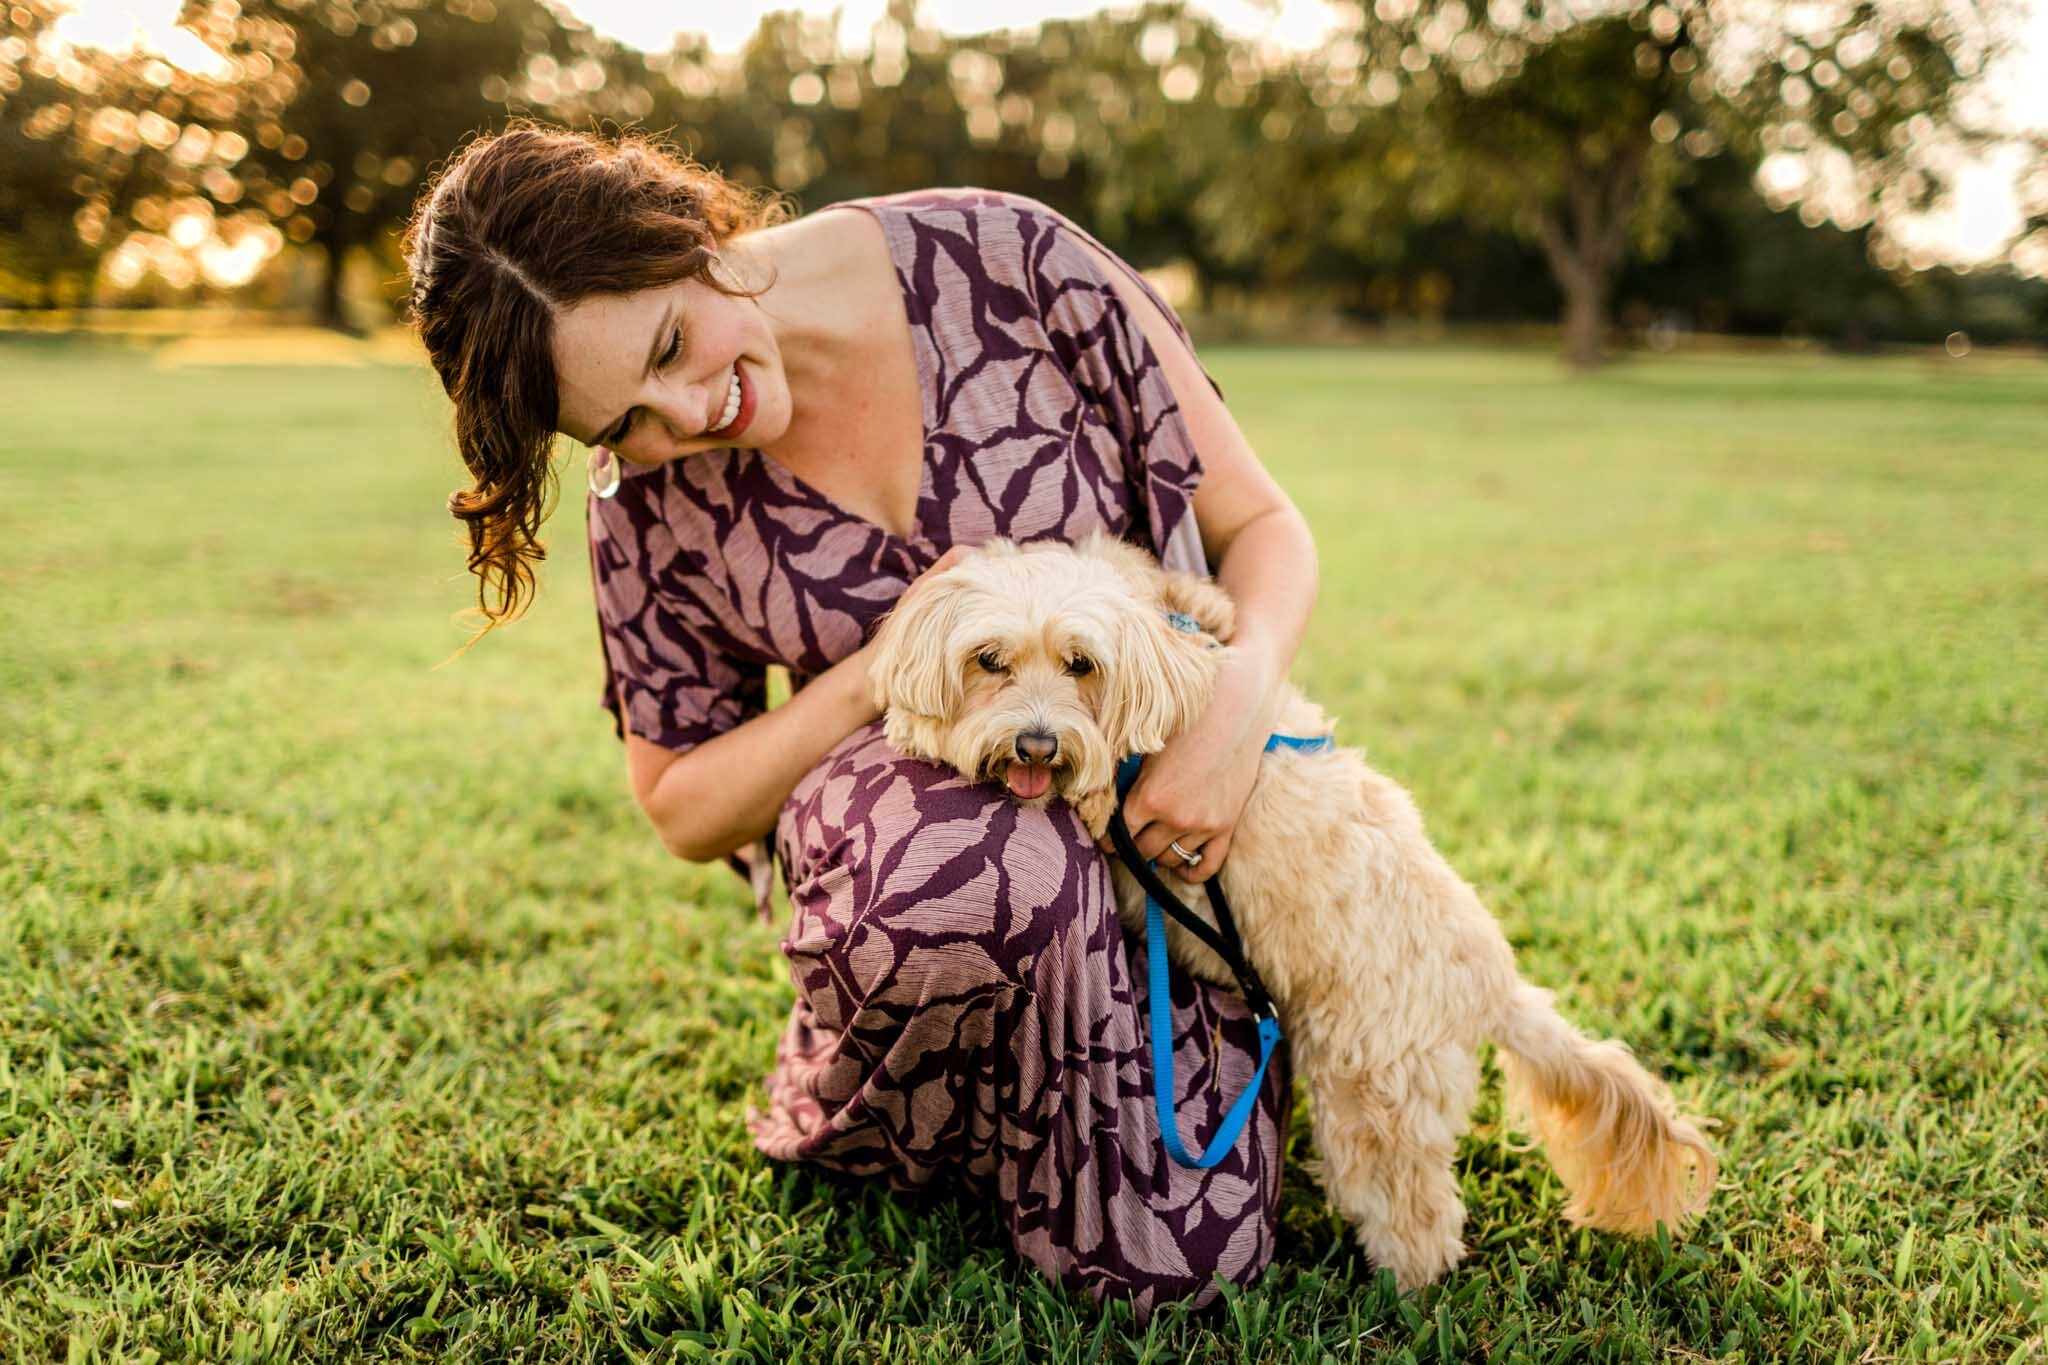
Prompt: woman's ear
<box><xmin>867</xmin><ymin>574</ymin><xmax>970</xmax><ymax>720</ymax></box>
<box><xmin>1098</xmin><ymin>599</ymin><xmax>1224</xmax><ymax>755</ymax></box>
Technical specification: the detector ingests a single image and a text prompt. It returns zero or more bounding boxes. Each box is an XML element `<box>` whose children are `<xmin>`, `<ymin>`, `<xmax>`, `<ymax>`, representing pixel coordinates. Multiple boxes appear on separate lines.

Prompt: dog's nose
<box><xmin>1015</xmin><ymin>731</ymin><xmax>1059</xmax><ymax>763</ymax></box>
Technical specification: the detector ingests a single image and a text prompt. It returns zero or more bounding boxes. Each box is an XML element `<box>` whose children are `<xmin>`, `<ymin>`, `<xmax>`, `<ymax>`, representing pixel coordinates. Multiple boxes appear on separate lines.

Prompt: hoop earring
<box><xmin>587</xmin><ymin>445</ymin><xmax>621</xmax><ymax>499</ymax></box>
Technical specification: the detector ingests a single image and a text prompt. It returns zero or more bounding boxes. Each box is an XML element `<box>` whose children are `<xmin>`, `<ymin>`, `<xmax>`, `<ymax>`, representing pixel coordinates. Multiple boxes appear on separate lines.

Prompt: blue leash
<box><xmin>1111</xmin><ymin>731</ymin><xmax>1332</xmax><ymax>1169</ymax></box>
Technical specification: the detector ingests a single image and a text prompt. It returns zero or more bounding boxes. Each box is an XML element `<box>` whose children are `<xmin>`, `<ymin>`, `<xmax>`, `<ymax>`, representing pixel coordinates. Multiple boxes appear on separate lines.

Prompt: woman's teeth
<box><xmin>710</xmin><ymin>364</ymin><xmax>741</xmax><ymax>433</ymax></box>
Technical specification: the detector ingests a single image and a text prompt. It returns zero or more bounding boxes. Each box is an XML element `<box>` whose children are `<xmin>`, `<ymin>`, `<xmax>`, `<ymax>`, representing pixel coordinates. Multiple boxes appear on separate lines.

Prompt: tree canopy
<box><xmin>0</xmin><ymin>0</ymin><xmax>2039</xmax><ymax>351</ymax></box>
<box><xmin>1334</xmin><ymin>0</ymin><xmax>2035</xmax><ymax>362</ymax></box>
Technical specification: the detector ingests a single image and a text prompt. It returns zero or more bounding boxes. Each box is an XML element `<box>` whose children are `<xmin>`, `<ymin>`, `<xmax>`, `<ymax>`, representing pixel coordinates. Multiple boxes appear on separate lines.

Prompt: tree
<box><xmin>0</xmin><ymin>2</ymin><xmax>155</xmax><ymax>305</ymax></box>
<box><xmin>1337</xmin><ymin>0</ymin><xmax>2035</xmax><ymax>366</ymax></box>
<box><xmin>626</xmin><ymin>0</ymin><xmax>1096</xmax><ymax>224</ymax></box>
<box><xmin>172</xmin><ymin>0</ymin><xmax>653</xmax><ymax>331</ymax></box>
<box><xmin>925</xmin><ymin>2</ymin><xmax>1417</xmax><ymax>307</ymax></box>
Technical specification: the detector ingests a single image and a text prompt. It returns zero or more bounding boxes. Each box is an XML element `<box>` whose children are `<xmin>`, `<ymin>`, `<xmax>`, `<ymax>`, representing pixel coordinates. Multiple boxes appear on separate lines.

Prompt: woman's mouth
<box><xmin>704</xmin><ymin>360</ymin><xmax>752</xmax><ymax>441</ymax></box>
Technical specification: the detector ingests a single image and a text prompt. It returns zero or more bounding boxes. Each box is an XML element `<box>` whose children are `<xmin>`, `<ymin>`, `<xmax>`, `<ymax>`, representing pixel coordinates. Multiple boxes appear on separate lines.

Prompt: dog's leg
<box><xmin>1306</xmin><ymin>1043</ymin><xmax>1480</xmax><ymax>1293</ymax></box>
<box><xmin>1072</xmin><ymin>787</ymin><xmax>1114</xmax><ymax>842</ymax></box>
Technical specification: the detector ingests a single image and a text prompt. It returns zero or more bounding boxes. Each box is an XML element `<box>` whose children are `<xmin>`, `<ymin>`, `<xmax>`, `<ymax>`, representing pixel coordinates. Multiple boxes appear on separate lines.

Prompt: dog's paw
<box><xmin>1362</xmin><ymin>1204</ymin><xmax>1467</xmax><ymax>1293</ymax></box>
<box><xmin>1371</xmin><ymin>1231</ymin><xmax>1466</xmax><ymax>1294</ymax></box>
<box><xmin>1072</xmin><ymin>787</ymin><xmax>1115</xmax><ymax>841</ymax></box>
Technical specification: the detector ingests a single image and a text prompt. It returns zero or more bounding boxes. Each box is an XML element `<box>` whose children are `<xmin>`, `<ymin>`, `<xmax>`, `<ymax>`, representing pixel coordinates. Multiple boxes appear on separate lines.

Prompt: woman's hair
<box><xmin>402</xmin><ymin>118</ymin><xmax>792</xmax><ymax>649</ymax></box>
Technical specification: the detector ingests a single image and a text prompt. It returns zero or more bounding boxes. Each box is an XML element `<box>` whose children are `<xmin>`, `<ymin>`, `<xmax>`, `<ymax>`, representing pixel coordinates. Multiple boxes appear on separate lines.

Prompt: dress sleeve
<box><xmin>1024</xmin><ymin>203</ymin><xmax>1222</xmax><ymax>574</ymax></box>
<box><xmin>586</xmin><ymin>493</ymin><xmax>768</xmax><ymax>754</ymax></box>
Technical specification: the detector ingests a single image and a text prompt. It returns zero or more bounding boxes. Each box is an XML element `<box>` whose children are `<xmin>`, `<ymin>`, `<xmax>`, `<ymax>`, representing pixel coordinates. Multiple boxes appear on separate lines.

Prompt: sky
<box><xmin>45</xmin><ymin>0</ymin><xmax>2048</xmax><ymax>271</ymax></box>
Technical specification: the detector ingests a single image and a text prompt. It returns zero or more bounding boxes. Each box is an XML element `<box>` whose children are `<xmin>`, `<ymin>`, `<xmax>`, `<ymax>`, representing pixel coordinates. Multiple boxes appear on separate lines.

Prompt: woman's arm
<box><xmin>625</xmin><ymin>647</ymin><xmax>874</xmax><ymax>861</ymax></box>
<box><xmin>1062</xmin><ymin>234</ymin><xmax>1320</xmax><ymax>882</ymax></box>
<box><xmin>625</xmin><ymin>546</ymin><xmax>967</xmax><ymax>862</ymax></box>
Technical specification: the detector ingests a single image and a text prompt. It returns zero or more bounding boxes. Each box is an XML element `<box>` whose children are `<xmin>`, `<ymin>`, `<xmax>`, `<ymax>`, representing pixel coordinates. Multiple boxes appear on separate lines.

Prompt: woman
<box><xmin>404</xmin><ymin>121</ymin><xmax>1319</xmax><ymax>1316</ymax></box>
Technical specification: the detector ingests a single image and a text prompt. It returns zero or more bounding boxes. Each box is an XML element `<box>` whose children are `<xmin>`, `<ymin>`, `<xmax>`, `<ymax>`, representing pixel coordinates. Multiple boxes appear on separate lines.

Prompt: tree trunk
<box><xmin>1560</xmin><ymin>270</ymin><xmax>1607</xmax><ymax>369</ymax></box>
<box><xmin>311</xmin><ymin>209</ymin><xmax>368</xmax><ymax>336</ymax></box>
<box><xmin>1531</xmin><ymin>138</ymin><xmax>1645</xmax><ymax>371</ymax></box>
<box><xmin>316</xmin><ymin>240</ymin><xmax>358</xmax><ymax>335</ymax></box>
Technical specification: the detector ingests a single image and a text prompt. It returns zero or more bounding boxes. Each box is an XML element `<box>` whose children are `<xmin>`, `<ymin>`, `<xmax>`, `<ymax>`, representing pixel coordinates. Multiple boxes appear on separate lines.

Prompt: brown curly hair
<box><xmin>402</xmin><ymin>119</ymin><xmax>792</xmax><ymax>649</ymax></box>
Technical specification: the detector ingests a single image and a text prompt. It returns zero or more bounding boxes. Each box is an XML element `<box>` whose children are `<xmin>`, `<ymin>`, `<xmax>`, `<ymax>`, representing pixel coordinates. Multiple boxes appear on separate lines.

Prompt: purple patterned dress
<box><xmin>585</xmin><ymin>189</ymin><xmax>1292</xmax><ymax>1315</ymax></box>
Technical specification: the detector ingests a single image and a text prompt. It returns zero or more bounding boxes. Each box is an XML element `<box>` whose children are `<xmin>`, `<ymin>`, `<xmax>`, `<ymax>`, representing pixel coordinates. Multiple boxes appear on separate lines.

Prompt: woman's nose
<box><xmin>649</xmin><ymin>374</ymin><xmax>718</xmax><ymax>441</ymax></box>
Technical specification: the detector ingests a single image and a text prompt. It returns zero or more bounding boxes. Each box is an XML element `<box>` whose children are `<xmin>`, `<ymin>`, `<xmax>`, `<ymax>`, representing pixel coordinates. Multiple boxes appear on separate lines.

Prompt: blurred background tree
<box><xmin>169</xmin><ymin>0</ymin><xmax>657</xmax><ymax>330</ymax></box>
<box><xmin>1</xmin><ymin>0</ymin><xmax>2040</xmax><ymax>350</ymax></box>
<box><xmin>1339</xmin><ymin>0</ymin><xmax>2034</xmax><ymax>364</ymax></box>
<box><xmin>0</xmin><ymin>0</ymin><xmax>189</xmax><ymax>306</ymax></box>
<box><xmin>2</xmin><ymin>1</ymin><xmax>94</xmax><ymax>305</ymax></box>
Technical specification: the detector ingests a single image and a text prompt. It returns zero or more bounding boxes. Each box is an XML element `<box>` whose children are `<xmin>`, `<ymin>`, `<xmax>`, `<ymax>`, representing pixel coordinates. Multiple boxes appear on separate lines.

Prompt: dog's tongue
<box><xmin>1005</xmin><ymin>762</ymin><xmax>1052</xmax><ymax>799</ymax></box>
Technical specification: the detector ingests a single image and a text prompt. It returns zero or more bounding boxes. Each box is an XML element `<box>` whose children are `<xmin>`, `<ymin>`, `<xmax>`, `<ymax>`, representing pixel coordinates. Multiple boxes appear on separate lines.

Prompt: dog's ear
<box><xmin>881</xmin><ymin>707</ymin><xmax>949</xmax><ymax>768</ymax></box>
<box><xmin>1076</xmin><ymin>530</ymin><xmax>1235</xmax><ymax>643</ymax></box>
<box><xmin>1099</xmin><ymin>599</ymin><xmax>1224</xmax><ymax>755</ymax></box>
<box><xmin>1156</xmin><ymin>571</ymin><xmax>1235</xmax><ymax>643</ymax></box>
<box><xmin>867</xmin><ymin>571</ymin><xmax>972</xmax><ymax>719</ymax></box>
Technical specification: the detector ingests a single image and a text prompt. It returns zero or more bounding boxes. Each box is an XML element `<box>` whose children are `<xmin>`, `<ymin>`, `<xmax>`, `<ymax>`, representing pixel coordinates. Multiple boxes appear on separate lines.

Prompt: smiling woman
<box><xmin>399</xmin><ymin>119</ymin><xmax>1322</xmax><ymax>1321</ymax></box>
<box><xmin>401</xmin><ymin>118</ymin><xmax>792</xmax><ymax>646</ymax></box>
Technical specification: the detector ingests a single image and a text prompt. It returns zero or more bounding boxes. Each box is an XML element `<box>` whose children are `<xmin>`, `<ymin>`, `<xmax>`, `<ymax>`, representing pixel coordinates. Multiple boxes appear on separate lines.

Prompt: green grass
<box><xmin>3</xmin><ymin>334</ymin><xmax>2045</xmax><ymax>1362</ymax></box>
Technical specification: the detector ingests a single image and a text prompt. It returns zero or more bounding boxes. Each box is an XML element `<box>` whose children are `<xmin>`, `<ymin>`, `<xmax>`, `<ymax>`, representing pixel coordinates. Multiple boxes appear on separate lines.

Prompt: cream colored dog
<box><xmin>867</xmin><ymin>531</ymin><xmax>1719</xmax><ymax>1291</ymax></box>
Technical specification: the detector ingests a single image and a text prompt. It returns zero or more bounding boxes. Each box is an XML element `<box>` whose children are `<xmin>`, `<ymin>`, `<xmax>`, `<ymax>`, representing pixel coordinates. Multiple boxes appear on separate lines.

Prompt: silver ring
<box><xmin>1167</xmin><ymin>839</ymin><xmax>1202</xmax><ymax>867</ymax></box>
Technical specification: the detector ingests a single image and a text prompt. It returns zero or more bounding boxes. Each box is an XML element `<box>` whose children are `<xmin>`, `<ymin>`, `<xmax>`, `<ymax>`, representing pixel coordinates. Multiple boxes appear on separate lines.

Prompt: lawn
<box><xmin>3</xmin><ymin>333</ymin><xmax>2044</xmax><ymax>1361</ymax></box>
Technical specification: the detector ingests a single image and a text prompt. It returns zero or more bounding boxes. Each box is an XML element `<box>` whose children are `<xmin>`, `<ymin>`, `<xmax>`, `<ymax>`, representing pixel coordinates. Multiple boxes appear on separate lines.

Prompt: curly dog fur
<box><xmin>866</xmin><ymin>532</ymin><xmax>1719</xmax><ymax>1290</ymax></box>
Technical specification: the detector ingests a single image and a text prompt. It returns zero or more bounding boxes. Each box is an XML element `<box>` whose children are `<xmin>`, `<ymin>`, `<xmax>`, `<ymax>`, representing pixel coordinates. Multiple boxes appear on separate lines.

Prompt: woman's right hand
<box><xmin>899</xmin><ymin>544</ymin><xmax>971</xmax><ymax>609</ymax></box>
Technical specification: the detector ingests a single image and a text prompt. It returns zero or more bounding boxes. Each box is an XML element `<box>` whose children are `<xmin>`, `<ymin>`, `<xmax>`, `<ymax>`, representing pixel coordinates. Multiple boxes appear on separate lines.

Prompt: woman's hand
<box><xmin>890</xmin><ymin>545</ymin><xmax>970</xmax><ymax>623</ymax></box>
<box><xmin>905</xmin><ymin>544</ymin><xmax>971</xmax><ymax>601</ymax></box>
<box><xmin>1097</xmin><ymin>647</ymin><xmax>1282</xmax><ymax>884</ymax></box>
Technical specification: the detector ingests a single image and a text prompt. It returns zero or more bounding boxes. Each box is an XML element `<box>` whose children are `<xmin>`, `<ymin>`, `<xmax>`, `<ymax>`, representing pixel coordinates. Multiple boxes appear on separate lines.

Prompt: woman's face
<box><xmin>550</xmin><ymin>271</ymin><xmax>786</xmax><ymax>467</ymax></box>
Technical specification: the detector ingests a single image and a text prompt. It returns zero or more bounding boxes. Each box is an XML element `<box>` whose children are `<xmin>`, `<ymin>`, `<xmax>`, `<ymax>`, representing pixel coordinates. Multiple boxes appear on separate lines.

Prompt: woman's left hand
<box><xmin>1098</xmin><ymin>649</ymin><xmax>1281</xmax><ymax>884</ymax></box>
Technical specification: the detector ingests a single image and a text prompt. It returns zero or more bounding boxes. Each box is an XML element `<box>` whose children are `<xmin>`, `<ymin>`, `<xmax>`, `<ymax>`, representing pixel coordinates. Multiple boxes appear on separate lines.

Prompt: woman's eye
<box><xmin>1066</xmin><ymin>657</ymin><xmax>1094</xmax><ymax>677</ymax></box>
<box><xmin>607</xmin><ymin>328</ymin><xmax>682</xmax><ymax>444</ymax></box>
<box><xmin>977</xmin><ymin>651</ymin><xmax>1005</xmax><ymax>673</ymax></box>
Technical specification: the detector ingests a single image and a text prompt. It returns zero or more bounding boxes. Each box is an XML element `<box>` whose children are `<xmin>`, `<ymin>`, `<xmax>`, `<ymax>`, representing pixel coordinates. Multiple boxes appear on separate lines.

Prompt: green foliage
<box><xmin>0</xmin><ymin>0</ymin><xmax>163</xmax><ymax>305</ymax></box>
<box><xmin>1339</xmin><ymin>0</ymin><xmax>2037</xmax><ymax>361</ymax></box>
<box><xmin>168</xmin><ymin>0</ymin><xmax>660</xmax><ymax>327</ymax></box>
<box><xmin>1618</xmin><ymin>149</ymin><xmax>2048</xmax><ymax>343</ymax></box>
<box><xmin>6</xmin><ymin>0</ymin><xmax>2042</xmax><ymax>346</ymax></box>
<box><xmin>1350</xmin><ymin>0</ymin><xmax>2017</xmax><ymax>236</ymax></box>
<box><xmin>4</xmin><ymin>335</ymin><xmax>2046</xmax><ymax>1358</ymax></box>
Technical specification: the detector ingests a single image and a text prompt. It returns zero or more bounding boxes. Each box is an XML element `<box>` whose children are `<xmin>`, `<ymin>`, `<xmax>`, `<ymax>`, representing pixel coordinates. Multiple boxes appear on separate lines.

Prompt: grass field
<box><xmin>3</xmin><ymin>334</ymin><xmax>2045</xmax><ymax>1362</ymax></box>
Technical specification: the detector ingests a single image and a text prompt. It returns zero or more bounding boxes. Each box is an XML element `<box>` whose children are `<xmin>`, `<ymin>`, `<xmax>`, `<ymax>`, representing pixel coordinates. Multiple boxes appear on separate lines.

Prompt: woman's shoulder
<box><xmin>830</xmin><ymin>185</ymin><xmax>1064</xmax><ymax>224</ymax></box>
<box><xmin>822</xmin><ymin>187</ymin><xmax>1113</xmax><ymax>298</ymax></box>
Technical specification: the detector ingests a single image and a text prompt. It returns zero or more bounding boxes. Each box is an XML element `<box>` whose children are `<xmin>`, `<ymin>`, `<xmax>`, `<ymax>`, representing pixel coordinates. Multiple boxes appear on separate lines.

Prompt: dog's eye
<box><xmin>1065</xmin><ymin>657</ymin><xmax>1094</xmax><ymax>677</ymax></box>
<box><xmin>977</xmin><ymin>650</ymin><xmax>1006</xmax><ymax>673</ymax></box>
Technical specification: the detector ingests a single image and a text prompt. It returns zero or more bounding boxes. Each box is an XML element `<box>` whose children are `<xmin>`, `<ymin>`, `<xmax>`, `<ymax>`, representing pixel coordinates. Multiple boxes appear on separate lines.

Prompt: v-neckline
<box><xmin>747</xmin><ymin>197</ymin><xmax>935</xmax><ymax>549</ymax></box>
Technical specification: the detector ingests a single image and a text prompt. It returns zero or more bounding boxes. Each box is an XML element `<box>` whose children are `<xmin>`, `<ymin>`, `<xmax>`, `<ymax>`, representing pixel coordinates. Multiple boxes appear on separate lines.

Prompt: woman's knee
<box><xmin>856</xmin><ymin>786</ymin><xmax>1110</xmax><ymax>1001</ymax></box>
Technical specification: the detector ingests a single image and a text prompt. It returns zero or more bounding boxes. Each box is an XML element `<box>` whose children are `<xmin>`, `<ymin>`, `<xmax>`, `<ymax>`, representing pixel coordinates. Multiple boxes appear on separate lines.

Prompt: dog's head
<box><xmin>866</xmin><ymin>531</ymin><xmax>1234</xmax><ymax>806</ymax></box>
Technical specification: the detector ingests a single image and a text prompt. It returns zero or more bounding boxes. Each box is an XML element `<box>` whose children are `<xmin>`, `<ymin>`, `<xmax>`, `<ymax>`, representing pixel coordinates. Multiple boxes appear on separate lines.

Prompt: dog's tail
<box><xmin>1491</xmin><ymin>980</ymin><xmax>1718</xmax><ymax>1237</ymax></box>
